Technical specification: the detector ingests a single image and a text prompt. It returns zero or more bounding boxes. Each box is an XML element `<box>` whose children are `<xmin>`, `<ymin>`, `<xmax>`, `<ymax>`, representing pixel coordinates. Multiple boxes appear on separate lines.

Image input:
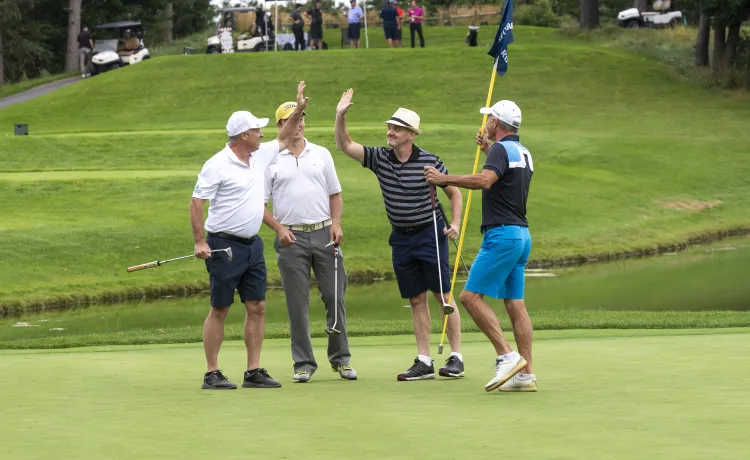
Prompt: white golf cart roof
<box><xmin>95</xmin><ymin>21</ymin><xmax>144</xmax><ymax>29</ymax></box>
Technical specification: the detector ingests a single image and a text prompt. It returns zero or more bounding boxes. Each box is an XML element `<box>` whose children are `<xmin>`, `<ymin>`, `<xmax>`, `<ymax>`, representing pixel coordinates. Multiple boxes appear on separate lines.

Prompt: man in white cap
<box><xmin>190</xmin><ymin>81</ymin><xmax>308</xmax><ymax>390</ymax></box>
<box><xmin>424</xmin><ymin>100</ymin><xmax>537</xmax><ymax>393</ymax></box>
<box><xmin>263</xmin><ymin>100</ymin><xmax>357</xmax><ymax>383</ymax></box>
<box><xmin>334</xmin><ymin>88</ymin><xmax>466</xmax><ymax>382</ymax></box>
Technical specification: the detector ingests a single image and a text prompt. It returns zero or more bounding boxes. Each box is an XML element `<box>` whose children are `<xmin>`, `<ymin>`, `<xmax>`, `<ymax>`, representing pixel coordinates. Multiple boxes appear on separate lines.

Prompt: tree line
<box><xmin>0</xmin><ymin>0</ymin><xmax>214</xmax><ymax>84</ymax></box>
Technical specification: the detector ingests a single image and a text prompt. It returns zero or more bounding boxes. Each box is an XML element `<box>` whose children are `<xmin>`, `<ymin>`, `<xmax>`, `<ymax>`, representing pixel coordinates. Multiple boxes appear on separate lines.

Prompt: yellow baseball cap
<box><xmin>275</xmin><ymin>101</ymin><xmax>307</xmax><ymax>124</ymax></box>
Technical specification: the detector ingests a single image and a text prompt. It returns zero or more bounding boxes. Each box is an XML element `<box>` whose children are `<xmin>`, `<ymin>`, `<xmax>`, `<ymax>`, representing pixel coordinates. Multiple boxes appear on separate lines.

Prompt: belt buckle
<box><xmin>302</xmin><ymin>223</ymin><xmax>315</xmax><ymax>232</ymax></box>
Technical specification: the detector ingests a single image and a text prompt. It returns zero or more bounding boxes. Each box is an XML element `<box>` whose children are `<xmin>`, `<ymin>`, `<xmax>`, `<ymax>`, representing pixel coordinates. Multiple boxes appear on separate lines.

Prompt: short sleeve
<box><xmin>323</xmin><ymin>149</ymin><xmax>343</xmax><ymax>195</ymax></box>
<box><xmin>362</xmin><ymin>146</ymin><xmax>385</xmax><ymax>172</ymax></box>
<box><xmin>192</xmin><ymin>161</ymin><xmax>222</xmax><ymax>200</ymax></box>
<box><xmin>264</xmin><ymin>166</ymin><xmax>273</xmax><ymax>203</ymax></box>
<box><xmin>483</xmin><ymin>143</ymin><xmax>508</xmax><ymax>179</ymax></box>
<box><xmin>257</xmin><ymin>139</ymin><xmax>281</xmax><ymax>170</ymax></box>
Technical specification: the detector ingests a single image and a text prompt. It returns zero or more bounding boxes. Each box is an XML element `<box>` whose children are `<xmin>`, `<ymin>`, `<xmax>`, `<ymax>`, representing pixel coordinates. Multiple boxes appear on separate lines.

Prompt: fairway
<box><xmin>2</xmin><ymin>330</ymin><xmax>749</xmax><ymax>459</ymax></box>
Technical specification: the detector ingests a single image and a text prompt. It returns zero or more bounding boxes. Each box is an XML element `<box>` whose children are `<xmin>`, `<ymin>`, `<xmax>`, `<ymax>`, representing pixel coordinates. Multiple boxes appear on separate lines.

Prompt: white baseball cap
<box><xmin>226</xmin><ymin>111</ymin><xmax>269</xmax><ymax>137</ymax></box>
<box><xmin>479</xmin><ymin>100</ymin><xmax>522</xmax><ymax>129</ymax></box>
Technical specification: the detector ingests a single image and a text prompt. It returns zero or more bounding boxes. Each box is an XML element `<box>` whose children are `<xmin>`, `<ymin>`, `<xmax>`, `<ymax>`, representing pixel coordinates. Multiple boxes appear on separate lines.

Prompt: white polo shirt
<box><xmin>193</xmin><ymin>140</ymin><xmax>280</xmax><ymax>238</ymax></box>
<box><xmin>264</xmin><ymin>139</ymin><xmax>342</xmax><ymax>225</ymax></box>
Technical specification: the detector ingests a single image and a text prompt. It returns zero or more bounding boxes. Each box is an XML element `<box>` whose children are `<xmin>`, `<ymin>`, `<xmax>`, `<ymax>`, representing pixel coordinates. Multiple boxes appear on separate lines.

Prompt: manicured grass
<box><xmin>0</xmin><ymin>27</ymin><xmax>749</xmax><ymax>307</ymax></box>
<box><xmin>2</xmin><ymin>330</ymin><xmax>749</xmax><ymax>459</ymax></box>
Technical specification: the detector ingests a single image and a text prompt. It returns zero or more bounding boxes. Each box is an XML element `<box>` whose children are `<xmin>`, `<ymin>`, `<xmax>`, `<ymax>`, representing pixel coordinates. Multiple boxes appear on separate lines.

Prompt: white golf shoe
<box><xmin>499</xmin><ymin>373</ymin><xmax>538</xmax><ymax>392</ymax></box>
<box><xmin>484</xmin><ymin>352</ymin><xmax>527</xmax><ymax>392</ymax></box>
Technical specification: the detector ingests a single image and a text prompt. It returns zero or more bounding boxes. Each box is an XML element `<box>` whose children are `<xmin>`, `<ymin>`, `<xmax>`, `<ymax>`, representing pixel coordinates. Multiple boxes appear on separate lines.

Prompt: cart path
<box><xmin>0</xmin><ymin>77</ymin><xmax>81</xmax><ymax>110</ymax></box>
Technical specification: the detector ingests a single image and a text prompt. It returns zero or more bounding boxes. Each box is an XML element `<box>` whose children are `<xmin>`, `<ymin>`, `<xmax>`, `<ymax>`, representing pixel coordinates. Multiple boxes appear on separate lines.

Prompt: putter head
<box><xmin>437</xmin><ymin>344</ymin><xmax>444</xmax><ymax>355</ymax></box>
<box><xmin>225</xmin><ymin>247</ymin><xmax>233</xmax><ymax>261</ymax></box>
<box><xmin>324</xmin><ymin>327</ymin><xmax>341</xmax><ymax>335</ymax></box>
<box><xmin>443</xmin><ymin>304</ymin><xmax>455</xmax><ymax>315</ymax></box>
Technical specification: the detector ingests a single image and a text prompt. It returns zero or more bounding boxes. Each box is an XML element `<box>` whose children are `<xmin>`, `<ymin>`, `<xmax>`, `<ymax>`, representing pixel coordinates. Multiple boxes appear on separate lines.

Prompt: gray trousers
<box><xmin>79</xmin><ymin>48</ymin><xmax>91</xmax><ymax>74</ymax></box>
<box><xmin>274</xmin><ymin>226</ymin><xmax>350</xmax><ymax>374</ymax></box>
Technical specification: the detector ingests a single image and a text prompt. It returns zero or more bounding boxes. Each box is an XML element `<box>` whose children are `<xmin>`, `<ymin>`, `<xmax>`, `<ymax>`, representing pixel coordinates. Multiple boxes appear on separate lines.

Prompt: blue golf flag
<box><xmin>488</xmin><ymin>0</ymin><xmax>514</xmax><ymax>76</ymax></box>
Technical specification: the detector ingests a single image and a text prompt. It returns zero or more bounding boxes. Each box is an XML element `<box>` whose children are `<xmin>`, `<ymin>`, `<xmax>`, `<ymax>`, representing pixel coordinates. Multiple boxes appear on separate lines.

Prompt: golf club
<box><xmin>429</xmin><ymin>184</ymin><xmax>454</xmax><ymax>316</ymax></box>
<box><xmin>126</xmin><ymin>247</ymin><xmax>233</xmax><ymax>272</ymax></box>
<box><xmin>324</xmin><ymin>242</ymin><xmax>341</xmax><ymax>335</ymax></box>
<box><xmin>436</xmin><ymin>201</ymin><xmax>470</xmax><ymax>275</ymax></box>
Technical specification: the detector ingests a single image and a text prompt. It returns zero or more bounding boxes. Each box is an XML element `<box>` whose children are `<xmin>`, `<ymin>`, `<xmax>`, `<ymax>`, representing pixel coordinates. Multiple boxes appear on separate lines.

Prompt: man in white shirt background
<box><xmin>263</xmin><ymin>101</ymin><xmax>357</xmax><ymax>383</ymax></box>
<box><xmin>190</xmin><ymin>82</ymin><xmax>307</xmax><ymax>390</ymax></box>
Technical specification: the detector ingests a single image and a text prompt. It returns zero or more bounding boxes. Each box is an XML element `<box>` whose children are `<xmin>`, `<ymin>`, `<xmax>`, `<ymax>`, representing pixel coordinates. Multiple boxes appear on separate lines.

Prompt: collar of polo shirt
<box><xmin>281</xmin><ymin>138</ymin><xmax>311</xmax><ymax>156</ymax></box>
<box><xmin>388</xmin><ymin>144</ymin><xmax>422</xmax><ymax>164</ymax></box>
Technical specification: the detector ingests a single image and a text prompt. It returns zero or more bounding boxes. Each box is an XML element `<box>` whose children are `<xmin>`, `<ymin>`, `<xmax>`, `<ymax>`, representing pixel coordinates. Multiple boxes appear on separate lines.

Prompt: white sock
<box><xmin>450</xmin><ymin>352</ymin><xmax>463</xmax><ymax>362</ymax></box>
<box><xmin>517</xmin><ymin>373</ymin><xmax>534</xmax><ymax>379</ymax></box>
<box><xmin>498</xmin><ymin>351</ymin><xmax>518</xmax><ymax>362</ymax></box>
<box><xmin>418</xmin><ymin>354</ymin><xmax>432</xmax><ymax>366</ymax></box>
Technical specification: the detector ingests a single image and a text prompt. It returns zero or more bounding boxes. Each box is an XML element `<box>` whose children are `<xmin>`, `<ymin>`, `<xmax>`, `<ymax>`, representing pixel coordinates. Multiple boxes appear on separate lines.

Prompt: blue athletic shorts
<box><xmin>389</xmin><ymin>220</ymin><xmax>451</xmax><ymax>299</ymax></box>
<box><xmin>464</xmin><ymin>225</ymin><xmax>531</xmax><ymax>299</ymax></box>
<box><xmin>205</xmin><ymin>234</ymin><xmax>267</xmax><ymax>307</ymax></box>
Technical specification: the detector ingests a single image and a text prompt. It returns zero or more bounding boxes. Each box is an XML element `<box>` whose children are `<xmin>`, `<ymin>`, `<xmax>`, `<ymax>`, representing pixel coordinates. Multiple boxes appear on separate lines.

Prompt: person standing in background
<box><xmin>408</xmin><ymin>0</ymin><xmax>425</xmax><ymax>48</ymax></box>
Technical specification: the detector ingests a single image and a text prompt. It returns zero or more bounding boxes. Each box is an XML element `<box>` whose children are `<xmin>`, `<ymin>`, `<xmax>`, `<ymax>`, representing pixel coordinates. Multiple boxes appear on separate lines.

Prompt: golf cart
<box><xmin>618</xmin><ymin>0</ymin><xmax>683</xmax><ymax>28</ymax></box>
<box><xmin>89</xmin><ymin>21</ymin><xmax>150</xmax><ymax>75</ymax></box>
<box><xmin>206</xmin><ymin>7</ymin><xmax>275</xmax><ymax>54</ymax></box>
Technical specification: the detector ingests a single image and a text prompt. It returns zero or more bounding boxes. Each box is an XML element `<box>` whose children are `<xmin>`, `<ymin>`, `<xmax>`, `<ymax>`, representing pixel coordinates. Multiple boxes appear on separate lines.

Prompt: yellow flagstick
<box><xmin>437</xmin><ymin>61</ymin><xmax>499</xmax><ymax>355</ymax></box>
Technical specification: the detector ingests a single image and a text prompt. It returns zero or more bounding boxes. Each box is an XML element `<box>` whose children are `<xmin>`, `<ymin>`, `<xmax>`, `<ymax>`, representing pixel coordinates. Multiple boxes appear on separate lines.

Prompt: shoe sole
<box><xmin>339</xmin><ymin>375</ymin><xmax>358</xmax><ymax>380</ymax></box>
<box><xmin>498</xmin><ymin>384</ymin><xmax>538</xmax><ymax>392</ymax></box>
<box><xmin>201</xmin><ymin>384</ymin><xmax>237</xmax><ymax>390</ymax></box>
<box><xmin>438</xmin><ymin>369</ymin><xmax>465</xmax><ymax>378</ymax></box>
<box><xmin>484</xmin><ymin>358</ymin><xmax>528</xmax><ymax>392</ymax></box>
<box><xmin>242</xmin><ymin>382</ymin><xmax>282</xmax><ymax>388</ymax></box>
<box><xmin>293</xmin><ymin>379</ymin><xmax>310</xmax><ymax>383</ymax></box>
<box><xmin>397</xmin><ymin>373</ymin><xmax>435</xmax><ymax>381</ymax></box>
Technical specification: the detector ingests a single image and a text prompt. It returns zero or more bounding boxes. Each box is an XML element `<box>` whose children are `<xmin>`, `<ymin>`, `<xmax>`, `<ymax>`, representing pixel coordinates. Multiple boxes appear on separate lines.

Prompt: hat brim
<box><xmin>253</xmin><ymin>118</ymin><xmax>270</xmax><ymax>129</ymax></box>
<box><xmin>277</xmin><ymin>111</ymin><xmax>307</xmax><ymax>124</ymax></box>
<box><xmin>479</xmin><ymin>107</ymin><xmax>493</xmax><ymax>114</ymax></box>
<box><xmin>385</xmin><ymin>119</ymin><xmax>421</xmax><ymax>135</ymax></box>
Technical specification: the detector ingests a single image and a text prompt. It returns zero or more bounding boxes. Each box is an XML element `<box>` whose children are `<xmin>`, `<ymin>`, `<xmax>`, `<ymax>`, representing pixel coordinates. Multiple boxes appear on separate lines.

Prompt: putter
<box><xmin>126</xmin><ymin>247</ymin><xmax>232</xmax><ymax>272</ymax></box>
<box><xmin>436</xmin><ymin>201</ymin><xmax>470</xmax><ymax>275</ymax></box>
<box><xmin>429</xmin><ymin>185</ymin><xmax>454</xmax><ymax>316</ymax></box>
<box><xmin>324</xmin><ymin>243</ymin><xmax>341</xmax><ymax>335</ymax></box>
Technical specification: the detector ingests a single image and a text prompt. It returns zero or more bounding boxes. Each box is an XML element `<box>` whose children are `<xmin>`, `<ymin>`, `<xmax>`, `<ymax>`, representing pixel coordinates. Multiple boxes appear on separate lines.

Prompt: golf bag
<box><xmin>466</xmin><ymin>26</ymin><xmax>478</xmax><ymax>47</ymax></box>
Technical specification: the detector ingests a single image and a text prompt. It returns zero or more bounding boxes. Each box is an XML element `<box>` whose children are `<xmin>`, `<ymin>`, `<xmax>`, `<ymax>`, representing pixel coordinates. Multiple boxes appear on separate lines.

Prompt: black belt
<box><xmin>207</xmin><ymin>232</ymin><xmax>257</xmax><ymax>246</ymax></box>
<box><xmin>392</xmin><ymin>219</ymin><xmax>439</xmax><ymax>235</ymax></box>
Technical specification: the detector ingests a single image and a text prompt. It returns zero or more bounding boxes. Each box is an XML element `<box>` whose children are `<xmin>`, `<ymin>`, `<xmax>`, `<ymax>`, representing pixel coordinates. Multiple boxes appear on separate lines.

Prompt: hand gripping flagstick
<box><xmin>127</xmin><ymin>248</ymin><xmax>233</xmax><ymax>272</ymax></box>
<box><xmin>436</xmin><ymin>0</ymin><xmax>514</xmax><ymax>355</ymax></box>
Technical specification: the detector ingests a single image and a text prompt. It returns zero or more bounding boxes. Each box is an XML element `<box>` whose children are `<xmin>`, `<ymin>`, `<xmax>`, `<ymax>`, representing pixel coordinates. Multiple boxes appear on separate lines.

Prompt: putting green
<box><xmin>2</xmin><ymin>330</ymin><xmax>748</xmax><ymax>459</ymax></box>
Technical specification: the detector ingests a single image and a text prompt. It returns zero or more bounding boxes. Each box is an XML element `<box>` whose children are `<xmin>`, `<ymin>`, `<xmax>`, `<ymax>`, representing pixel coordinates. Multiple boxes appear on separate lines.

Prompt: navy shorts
<box><xmin>389</xmin><ymin>220</ymin><xmax>451</xmax><ymax>299</ymax></box>
<box><xmin>205</xmin><ymin>234</ymin><xmax>267</xmax><ymax>308</ymax></box>
<box><xmin>384</xmin><ymin>25</ymin><xmax>398</xmax><ymax>40</ymax></box>
<box><xmin>348</xmin><ymin>23</ymin><xmax>361</xmax><ymax>40</ymax></box>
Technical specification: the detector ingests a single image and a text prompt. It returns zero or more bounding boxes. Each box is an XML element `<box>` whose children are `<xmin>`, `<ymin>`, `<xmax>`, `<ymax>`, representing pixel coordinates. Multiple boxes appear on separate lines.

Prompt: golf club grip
<box><xmin>127</xmin><ymin>261</ymin><xmax>160</xmax><ymax>272</ymax></box>
<box><xmin>428</xmin><ymin>183</ymin><xmax>437</xmax><ymax>208</ymax></box>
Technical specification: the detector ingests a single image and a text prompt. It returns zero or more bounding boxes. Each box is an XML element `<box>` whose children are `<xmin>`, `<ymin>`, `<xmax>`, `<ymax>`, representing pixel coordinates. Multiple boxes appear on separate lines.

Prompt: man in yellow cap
<box><xmin>262</xmin><ymin>101</ymin><xmax>357</xmax><ymax>383</ymax></box>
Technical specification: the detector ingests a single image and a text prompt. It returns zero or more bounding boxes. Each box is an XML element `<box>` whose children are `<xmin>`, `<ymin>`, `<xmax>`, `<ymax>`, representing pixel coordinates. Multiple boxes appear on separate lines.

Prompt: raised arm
<box><xmin>277</xmin><ymin>81</ymin><xmax>309</xmax><ymax>151</ymax></box>
<box><xmin>334</xmin><ymin>88</ymin><xmax>365</xmax><ymax>163</ymax></box>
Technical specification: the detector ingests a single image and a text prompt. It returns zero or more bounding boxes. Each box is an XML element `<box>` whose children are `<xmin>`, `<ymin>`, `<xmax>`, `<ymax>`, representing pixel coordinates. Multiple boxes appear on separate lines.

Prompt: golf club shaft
<box><xmin>437</xmin><ymin>202</ymin><xmax>470</xmax><ymax>274</ymax></box>
<box><xmin>430</xmin><ymin>185</ymin><xmax>453</xmax><ymax>314</ymax></box>
<box><xmin>332</xmin><ymin>245</ymin><xmax>339</xmax><ymax>331</ymax></box>
<box><xmin>127</xmin><ymin>249</ymin><xmax>229</xmax><ymax>272</ymax></box>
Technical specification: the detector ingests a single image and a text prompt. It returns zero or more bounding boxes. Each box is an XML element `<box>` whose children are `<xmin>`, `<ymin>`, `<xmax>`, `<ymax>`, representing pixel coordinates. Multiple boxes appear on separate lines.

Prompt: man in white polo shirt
<box><xmin>263</xmin><ymin>101</ymin><xmax>357</xmax><ymax>383</ymax></box>
<box><xmin>190</xmin><ymin>81</ymin><xmax>308</xmax><ymax>390</ymax></box>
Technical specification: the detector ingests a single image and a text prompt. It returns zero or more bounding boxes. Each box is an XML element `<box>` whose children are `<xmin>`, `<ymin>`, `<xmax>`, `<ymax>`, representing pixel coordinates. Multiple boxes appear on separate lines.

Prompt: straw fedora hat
<box><xmin>385</xmin><ymin>108</ymin><xmax>422</xmax><ymax>135</ymax></box>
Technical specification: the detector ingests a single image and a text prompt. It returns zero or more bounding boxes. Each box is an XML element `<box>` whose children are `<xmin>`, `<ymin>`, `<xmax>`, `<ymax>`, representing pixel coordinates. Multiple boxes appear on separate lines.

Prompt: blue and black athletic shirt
<box><xmin>481</xmin><ymin>135</ymin><xmax>534</xmax><ymax>231</ymax></box>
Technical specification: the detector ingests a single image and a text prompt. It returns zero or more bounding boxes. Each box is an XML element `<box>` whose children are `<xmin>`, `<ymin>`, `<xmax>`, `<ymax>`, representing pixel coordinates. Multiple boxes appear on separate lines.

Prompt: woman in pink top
<box><xmin>408</xmin><ymin>0</ymin><xmax>425</xmax><ymax>48</ymax></box>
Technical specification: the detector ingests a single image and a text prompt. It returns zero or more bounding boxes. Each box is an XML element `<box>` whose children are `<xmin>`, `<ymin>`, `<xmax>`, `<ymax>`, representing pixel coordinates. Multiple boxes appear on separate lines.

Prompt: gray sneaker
<box><xmin>293</xmin><ymin>370</ymin><xmax>311</xmax><ymax>383</ymax></box>
<box><xmin>333</xmin><ymin>364</ymin><xmax>357</xmax><ymax>380</ymax></box>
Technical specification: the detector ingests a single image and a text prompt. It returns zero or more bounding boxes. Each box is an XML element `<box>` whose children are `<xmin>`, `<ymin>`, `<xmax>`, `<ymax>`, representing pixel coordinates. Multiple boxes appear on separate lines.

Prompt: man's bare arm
<box><xmin>334</xmin><ymin>88</ymin><xmax>365</xmax><ymax>163</ymax></box>
<box><xmin>190</xmin><ymin>198</ymin><xmax>211</xmax><ymax>259</ymax></box>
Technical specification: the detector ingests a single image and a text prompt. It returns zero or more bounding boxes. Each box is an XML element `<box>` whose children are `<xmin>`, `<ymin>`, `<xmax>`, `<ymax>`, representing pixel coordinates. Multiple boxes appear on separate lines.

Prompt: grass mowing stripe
<box><xmin>3</xmin><ymin>310</ymin><xmax>749</xmax><ymax>350</ymax></box>
<box><xmin>0</xmin><ymin>170</ymin><xmax>197</xmax><ymax>181</ymax></box>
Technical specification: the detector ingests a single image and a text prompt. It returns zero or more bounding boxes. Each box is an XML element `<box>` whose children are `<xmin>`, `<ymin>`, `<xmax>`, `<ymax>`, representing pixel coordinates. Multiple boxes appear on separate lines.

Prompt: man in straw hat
<box><xmin>423</xmin><ymin>100</ymin><xmax>537</xmax><ymax>393</ymax></box>
<box><xmin>263</xmin><ymin>100</ymin><xmax>357</xmax><ymax>384</ymax></box>
<box><xmin>334</xmin><ymin>88</ymin><xmax>466</xmax><ymax>381</ymax></box>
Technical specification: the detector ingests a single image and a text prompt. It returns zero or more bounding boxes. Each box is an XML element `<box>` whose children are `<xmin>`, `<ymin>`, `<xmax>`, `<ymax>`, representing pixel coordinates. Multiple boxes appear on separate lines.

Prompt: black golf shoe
<box><xmin>202</xmin><ymin>370</ymin><xmax>237</xmax><ymax>390</ymax></box>
<box><xmin>242</xmin><ymin>368</ymin><xmax>282</xmax><ymax>388</ymax></box>
<box><xmin>438</xmin><ymin>355</ymin><xmax>465</xmax><ymax>378</ymax></box>
<box><xmin>397</xmin><ymin>358</ymin><xmax>435</xmax><ymax>381</ymax></box>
